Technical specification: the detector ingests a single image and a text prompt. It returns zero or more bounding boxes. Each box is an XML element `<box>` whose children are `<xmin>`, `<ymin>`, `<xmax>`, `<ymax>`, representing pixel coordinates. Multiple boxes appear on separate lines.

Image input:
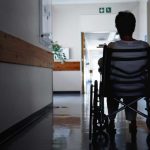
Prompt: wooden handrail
<box><xmin>0</xmin><ymin>31</ymin><xmax>53</xmax><ymax>68</ymax></box>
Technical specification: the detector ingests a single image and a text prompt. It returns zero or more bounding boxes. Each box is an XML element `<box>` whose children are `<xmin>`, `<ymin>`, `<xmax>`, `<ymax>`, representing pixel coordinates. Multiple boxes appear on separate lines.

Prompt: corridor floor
<box><xmin>0</xmin><ymin>93</ymin><xmax>150</xmax><ymax>150</ymax></box>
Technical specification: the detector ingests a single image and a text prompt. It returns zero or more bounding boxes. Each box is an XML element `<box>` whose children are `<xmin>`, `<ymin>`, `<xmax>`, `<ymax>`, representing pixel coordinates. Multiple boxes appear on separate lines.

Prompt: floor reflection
<box><xmin>89</xmin><ymin>130</ymin><xmax>150</xmax><ymax>150</ymax></box>
<box><xmin>52</xmin><ymin>94</ymin><xmax>82</xmax><ymax>150</ymax></box>
<box><xmin>0</xmin><ymin>94</ymin><xmax>149</xmax><ymax>150</ymax></box>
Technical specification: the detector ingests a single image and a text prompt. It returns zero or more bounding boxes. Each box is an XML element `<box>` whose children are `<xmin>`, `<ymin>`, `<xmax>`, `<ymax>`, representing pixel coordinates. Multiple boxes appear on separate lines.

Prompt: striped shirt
<box><xmin>107</xmin><ymin>40</ymin><xmax>150</xmax><ymax>97</ymax></box>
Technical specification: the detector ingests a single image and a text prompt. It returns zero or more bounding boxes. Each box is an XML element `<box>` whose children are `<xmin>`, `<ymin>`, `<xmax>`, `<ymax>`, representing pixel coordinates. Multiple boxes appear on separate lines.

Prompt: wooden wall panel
<box><xmin>53</xmin><ymin>61</ymin><xmax>80</xmax><ymax>71</ymax></box>
<box><xmin>0</xmin><ymin>31</ymin><xmax>53</xmax><ymax>68</ymax></box>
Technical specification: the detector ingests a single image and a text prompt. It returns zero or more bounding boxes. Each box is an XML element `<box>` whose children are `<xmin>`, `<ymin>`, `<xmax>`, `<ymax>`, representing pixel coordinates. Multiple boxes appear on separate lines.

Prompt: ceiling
<box><xmin>52</xmin><ymin>0</ymin><xmax>140</xmax><ymax>5</ymax></box>
<box><xmin>84</xmin><ymin>32</ymin><xmax>119</xmax><ymax>50</ymax></box>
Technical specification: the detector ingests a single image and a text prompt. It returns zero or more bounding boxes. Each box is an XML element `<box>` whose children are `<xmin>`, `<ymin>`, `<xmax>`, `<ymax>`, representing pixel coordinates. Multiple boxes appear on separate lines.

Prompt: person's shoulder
<box><xmin>107</xmin><ymin>41</ymin><xmax>121</xmax><ymax>48</ymax></box>
<box><xmin>108</xmin><ymin>40</ymin><xmax>150</xmax><ymax>48</ymax></box>
<box><xmin>135</xmin><ymin>40</ymin><xmax>150</xmax><ymax>48</ymax></box>
<box><xmin>107</xmin><ymin>42</ymin><xmax>116</xmax><ymax>48</ymax></box>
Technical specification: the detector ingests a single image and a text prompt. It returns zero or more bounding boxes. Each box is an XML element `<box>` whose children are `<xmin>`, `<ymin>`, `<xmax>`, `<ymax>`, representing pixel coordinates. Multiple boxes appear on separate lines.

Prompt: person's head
<box><xmin>115</xmin><ymin>11</ymin><xmax>136</xmax><ymax>38</ymax></box>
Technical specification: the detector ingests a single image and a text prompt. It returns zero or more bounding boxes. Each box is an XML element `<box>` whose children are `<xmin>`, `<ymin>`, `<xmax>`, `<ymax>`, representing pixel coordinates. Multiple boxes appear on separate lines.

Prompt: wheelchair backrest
<box><xmin>101</xmin><ymin>45</ymin><xmax>150</xmax><ymax>97</ymax></box>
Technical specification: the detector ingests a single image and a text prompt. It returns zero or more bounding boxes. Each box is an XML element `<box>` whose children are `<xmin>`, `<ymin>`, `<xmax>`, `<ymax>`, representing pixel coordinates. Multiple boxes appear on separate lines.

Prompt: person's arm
<box><xmin>98</xmin><ymin>57</ymin><xmax>103</xmax><ymax>73</ymax></box>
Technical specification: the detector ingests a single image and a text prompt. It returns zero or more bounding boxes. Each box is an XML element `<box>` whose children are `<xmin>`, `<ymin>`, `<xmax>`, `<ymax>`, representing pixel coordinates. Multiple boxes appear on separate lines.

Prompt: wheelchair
<box><xmin>89</xmin><ymin>45</ymin><xmax>150</xmax><ymax>143</ymax></box>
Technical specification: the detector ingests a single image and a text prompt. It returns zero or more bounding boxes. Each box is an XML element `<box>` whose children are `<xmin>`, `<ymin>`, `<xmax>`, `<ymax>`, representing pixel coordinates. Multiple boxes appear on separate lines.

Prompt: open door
<box><xmin>81</xmin><ymin>32</ymin><xmax>85</xmax><ymax>93</ymax></box>
<box><xmin>81</xmin><ymin>32</ymin><xmax>117</xmax><ymax>94</ymax></box>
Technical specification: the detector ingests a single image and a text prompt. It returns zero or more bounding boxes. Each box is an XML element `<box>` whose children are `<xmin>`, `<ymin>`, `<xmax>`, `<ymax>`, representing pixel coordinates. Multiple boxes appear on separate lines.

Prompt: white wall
<box><xmin>53</xmin><ymin>2</ymin><xmax>140</xmax><ymax>59</ymax></box>
<box><xmin>147</xmin><ymin>0</ymin><xmax>150</xmax><ymax>43</ymax></box>
<box><xmin>52</xmin><ymin>2</ymin><xmax>140</xmax><ymax>91</ymax></box>
<box><xmin>0</xmin><ymin>63</ymin><xmax>53</xmax><ymax>133</ymax></box>
<box><xmin>138</xmin><ymin>0</ymin><xmax>147</xmax><ymax>41</ymax></box>
<box><xmin>0</xmin><ymin>0</ymin><xmax>51</xmax><ymax>51</ymax></box>
<box><xmin>0</xmin><ymin>0</ymin><xmax>53</xmax><ymax>133</ymax></box>
<box><xmin>53</xmin><ymin>71</ymin><xmax>81</xmax><ymax>91</ymax></box>
<box><xmin>80</xmin><ymin>14</ymin><xmax>116</xmax><ymax>33</ymax></box>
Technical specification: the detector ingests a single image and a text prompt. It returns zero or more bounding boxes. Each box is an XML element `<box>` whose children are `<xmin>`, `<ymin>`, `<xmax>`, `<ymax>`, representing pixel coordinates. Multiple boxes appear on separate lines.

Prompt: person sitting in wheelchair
<box><xmin>99</xmin><ymin>11</ymin><xmax>150</xmax><ymax>133</ymax></box>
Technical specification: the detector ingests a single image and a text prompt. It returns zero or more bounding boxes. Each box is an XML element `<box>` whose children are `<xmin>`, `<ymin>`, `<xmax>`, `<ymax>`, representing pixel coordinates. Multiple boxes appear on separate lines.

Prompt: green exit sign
<box><xmin>99</xmin><ymin>7</ymin><xmax>111</xmax><ymax>13</ymax></box>
<box><xmin>106</xmin><ymin>7</ymin><xmax>111</xmax><ymax>13</ymax></box>
<box><xmin>99</xmin><ymin>7</ymin><xmax>104</xmax><ymax>13</ymax></box>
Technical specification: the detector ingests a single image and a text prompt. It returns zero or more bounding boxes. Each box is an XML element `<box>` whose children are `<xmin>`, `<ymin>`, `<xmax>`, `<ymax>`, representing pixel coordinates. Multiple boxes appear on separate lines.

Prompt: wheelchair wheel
<box><xmin>89</xmin><ymin>80</ymin><xmax>98</xmax><ymax>141</ymax></box>
<box><xmin>146</xmin><ymin>133</ymin><xmax>150</xmax><ymax>148</ymax></box>
<box><xmin>89</xmin><ymin>84</ymin><xmax>93</xmax><ymax>140</ymax></box>
<box><xmin>146</xmin><ymin>98</ymin><xmax>150</xmax><ymax>129</ymax></box>
<box><xmin>93</xmin><ymin>81</ymin><xmax>108</xmax><ymax>138</ymax></box>
<box><xmin>92</xmin><ymin>131</ymin><xmax>109</xmax><ymax>147</ymax></box>
<box><xmin>146</xmin><ymin>118</ymin><xmax>150</xmax><ymax>130</ymax></box>
<box><xmin>97</xmin><ymin>113</ymin><xmax>108</xmax><ymax>131</ymax></box>
<box><xmin>93</xmin><ymin>80</ymin><xmax>98</xmax><ymax>138</ymax></box>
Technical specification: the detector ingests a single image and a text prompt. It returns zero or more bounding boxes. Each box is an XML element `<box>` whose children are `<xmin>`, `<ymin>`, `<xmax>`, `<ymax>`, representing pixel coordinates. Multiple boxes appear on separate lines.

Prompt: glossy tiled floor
<box><xmin>0</xmin><ymin>93</ymin><xmax>150</xmax><ymax>150</ymax></box>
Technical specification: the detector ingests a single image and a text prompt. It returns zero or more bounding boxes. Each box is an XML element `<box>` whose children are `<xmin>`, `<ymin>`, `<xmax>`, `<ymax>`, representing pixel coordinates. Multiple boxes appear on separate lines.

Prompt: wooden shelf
<box><xmin>53</xmin><ymin>61</ymin><xmax>80</xmax><ymax>71</ymax></box>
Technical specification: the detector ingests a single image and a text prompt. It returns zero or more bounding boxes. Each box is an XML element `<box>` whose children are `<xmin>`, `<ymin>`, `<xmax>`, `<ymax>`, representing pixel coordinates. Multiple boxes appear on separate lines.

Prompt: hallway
<box><xmin>0</xmin><ymin>94</ymin><xmax>150</xmax><ymax>150</ymax></box>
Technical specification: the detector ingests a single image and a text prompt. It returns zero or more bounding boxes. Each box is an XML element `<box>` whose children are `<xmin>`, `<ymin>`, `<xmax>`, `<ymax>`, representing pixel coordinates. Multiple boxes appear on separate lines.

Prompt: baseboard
<box><xmin>0</xmin><ymin>103</ymin><xmax>52</xmax><ymax>144</ymax></box>
<box><xmin>53</xmin><ymin>91</ymin><xmax>81</xmax><ymax>94</ymax></box>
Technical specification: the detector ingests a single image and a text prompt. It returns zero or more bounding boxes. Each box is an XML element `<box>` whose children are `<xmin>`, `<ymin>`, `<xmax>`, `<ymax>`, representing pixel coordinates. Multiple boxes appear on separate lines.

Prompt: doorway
<box><xmin>81</xmin><ymin>31</ymin><xmax>117</xmax><ymax>94</ymax></box>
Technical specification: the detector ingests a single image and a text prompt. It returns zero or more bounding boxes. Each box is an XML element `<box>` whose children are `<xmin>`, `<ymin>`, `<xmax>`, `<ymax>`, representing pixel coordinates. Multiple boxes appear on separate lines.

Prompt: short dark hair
<box><xmin>115</xmin><ymin>11</ymin><xmax>136</xmax><ymax>36</ymax></box>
